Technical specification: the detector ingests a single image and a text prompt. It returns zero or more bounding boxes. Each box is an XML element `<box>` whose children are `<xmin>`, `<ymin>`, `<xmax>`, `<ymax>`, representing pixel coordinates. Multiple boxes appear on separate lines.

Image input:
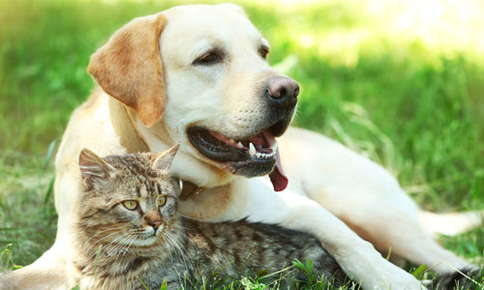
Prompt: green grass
<box><xmin>0</xmin><ymin>0</ymin><xmax>483</xmax><ymax>288</ymax></box>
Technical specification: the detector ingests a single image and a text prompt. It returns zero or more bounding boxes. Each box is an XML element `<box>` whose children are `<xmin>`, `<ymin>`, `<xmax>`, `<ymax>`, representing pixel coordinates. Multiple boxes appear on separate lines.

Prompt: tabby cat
<box><xmin>74</xmin><ymin>145</ymin><xmax>346</xmax><ymax>289</ymax></box>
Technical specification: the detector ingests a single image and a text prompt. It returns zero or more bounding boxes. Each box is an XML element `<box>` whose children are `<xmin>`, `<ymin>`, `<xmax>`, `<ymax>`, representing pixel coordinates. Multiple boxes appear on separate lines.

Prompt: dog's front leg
<box><xmin>227</xmin><ymin>177</ymin><xmax>426</xmax><ymax>290</ymax></box>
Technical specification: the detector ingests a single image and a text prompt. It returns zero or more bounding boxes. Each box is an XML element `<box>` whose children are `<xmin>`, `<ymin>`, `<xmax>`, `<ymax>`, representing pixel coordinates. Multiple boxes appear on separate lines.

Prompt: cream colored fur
<box><xmin>3</xmin><ymin>4</ymin><xmax>480</xmax><ymax>290</ymax></box>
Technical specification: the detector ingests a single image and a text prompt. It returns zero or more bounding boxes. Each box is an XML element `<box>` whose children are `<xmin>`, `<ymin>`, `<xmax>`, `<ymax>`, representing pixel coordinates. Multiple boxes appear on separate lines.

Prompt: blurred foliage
<box><xmin>0</xmin><ymin>0</ymin><xmax>482</xmax><ymax>280</ymax></box>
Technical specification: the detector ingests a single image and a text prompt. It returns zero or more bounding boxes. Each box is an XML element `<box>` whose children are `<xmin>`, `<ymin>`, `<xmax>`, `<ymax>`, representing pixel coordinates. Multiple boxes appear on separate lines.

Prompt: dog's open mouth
<box><xmin>187</xmin><ymin>124</ymin><xmax>288</xmax><ymax>191</ymax></box>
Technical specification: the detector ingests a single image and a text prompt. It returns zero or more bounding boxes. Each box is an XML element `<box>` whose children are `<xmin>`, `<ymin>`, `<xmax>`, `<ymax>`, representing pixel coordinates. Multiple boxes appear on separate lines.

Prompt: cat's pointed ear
<box><xmin>152</xmin><ymin>144</ymin><xmax>180</xmax><ymax>172</ymax></box>
<box><xmin>79</xmin><ymin>149</ymin><xmax>115</xmax><ymax>189</ymax></box>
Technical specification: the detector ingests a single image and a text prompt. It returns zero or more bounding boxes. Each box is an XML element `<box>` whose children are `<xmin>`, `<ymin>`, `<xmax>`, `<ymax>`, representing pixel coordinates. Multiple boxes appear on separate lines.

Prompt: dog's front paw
<box><xmin>339</xmin><ymin>244</ymin><xmax>426</xmax><ymax>290</ymax></box>
<box><xmin>359</xmin><ymin>260</ymin><xmax>427</xmax><ymax>290</ymax></box>
<box><xmin>372</xmin><ymin>272</ymin><xmax>426</xmax><ymax>290</ymax></box>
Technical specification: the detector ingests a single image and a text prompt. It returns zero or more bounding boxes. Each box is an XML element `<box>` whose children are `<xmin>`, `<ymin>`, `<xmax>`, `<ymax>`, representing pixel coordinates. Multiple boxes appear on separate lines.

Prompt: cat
<box><xmin>74</xmin><ymin>145</ymin><xmax>347</xmax><ymax>289</ymax></box>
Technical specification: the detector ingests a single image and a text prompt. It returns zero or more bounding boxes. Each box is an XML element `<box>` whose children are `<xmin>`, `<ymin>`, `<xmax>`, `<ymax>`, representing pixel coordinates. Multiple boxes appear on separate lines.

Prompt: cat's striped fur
<box><xmin>74</xmin><ymin>147</ymin><xmax>346</xmax><ymax>289</ymax></box>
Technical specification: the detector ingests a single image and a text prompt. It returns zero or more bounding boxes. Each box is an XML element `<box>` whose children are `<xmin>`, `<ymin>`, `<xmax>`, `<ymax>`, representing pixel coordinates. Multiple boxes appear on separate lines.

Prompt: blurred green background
<box><xmin>0</xmin><ymin>0</ymin><xmax>483</xmax><ymax>287</ymax></box>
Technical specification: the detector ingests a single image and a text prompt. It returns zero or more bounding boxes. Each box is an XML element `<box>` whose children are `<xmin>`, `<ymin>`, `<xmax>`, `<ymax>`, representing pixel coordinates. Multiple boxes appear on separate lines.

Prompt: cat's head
<box><xmin>77</xmin><ymin>145</ymin><xmax>181</xmax><ymax>250</ymax></box>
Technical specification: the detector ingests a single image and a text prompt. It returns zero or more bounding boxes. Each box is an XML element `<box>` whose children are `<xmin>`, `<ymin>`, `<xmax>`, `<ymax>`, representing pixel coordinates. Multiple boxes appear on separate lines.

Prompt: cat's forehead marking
<box><xmin>139</xmin><ymin>184</ymin><xmax>149</xmax><ymax>198</ymax></box>
<box><xmin>98</xmin><ymin>153</ymin><xmax>178</xmax><ymax>199</ymax></box>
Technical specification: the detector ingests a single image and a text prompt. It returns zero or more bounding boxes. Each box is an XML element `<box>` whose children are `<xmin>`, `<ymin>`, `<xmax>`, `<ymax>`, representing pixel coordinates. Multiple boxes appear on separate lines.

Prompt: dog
<box><xmin>4</xmin><ymin>3</ymin><xmax>480</xmax><ymax>290</ymax></box>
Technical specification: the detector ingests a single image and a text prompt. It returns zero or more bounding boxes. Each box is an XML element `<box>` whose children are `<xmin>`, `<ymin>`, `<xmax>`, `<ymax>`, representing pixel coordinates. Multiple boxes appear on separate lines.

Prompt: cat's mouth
<box><xmin>187</xmin><ymin>124</ymin><xmax>288</xmax><ymax>191</ymax></box>
<box><xmin>129</xmin><ymin>229</ymin><xmax>161</xmax><ymax>246</ymax></box>
<box><xmin>136</xmin><ymin>236</ymin><xmax>157</xmax><ymax>246</ymax></box>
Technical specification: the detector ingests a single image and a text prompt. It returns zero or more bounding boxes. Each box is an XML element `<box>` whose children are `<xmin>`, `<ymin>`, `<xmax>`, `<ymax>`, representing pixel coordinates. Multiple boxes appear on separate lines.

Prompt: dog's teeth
<box><xmin>237</xmin><ymin>141</ymin><xmax>244</xmax><ymax>148</ymax></box>
<box><xmin>249</xmin><ymin>143</ymin><xmax>256</xmax><ymax>155</ymax></box>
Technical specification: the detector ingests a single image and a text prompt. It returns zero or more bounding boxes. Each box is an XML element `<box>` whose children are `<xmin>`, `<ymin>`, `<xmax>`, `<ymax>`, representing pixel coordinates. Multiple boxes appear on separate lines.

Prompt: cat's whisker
<box><xmin>161</xmin><ymin>235</ymin><xmax>181</xmax><ymax>272</ymax></box>
<box><xmin>88</xmin><ymin>229</ymin><xmax>124</xmax><ymax>246</ymax></box>
<box><xmin>95</xmin><ymin>232</ymin><xmax>134</xmax><ymax>259</ymax></box>
<box><xmin>86</xmin><ymin>229</ymin><xmax>126</xmax><ymax>250</ymax></box>
<box><xmin>165</xmin><ymin>231</ymin><xmax>191</xmax><ymax>272</ymax></box>
<box><xmin>81</xmin><ymin>226</ymin><xmax>126</xmax><ymax>247</ymax></box>
<box><xmin>105</xmin><ymin>234</ymin><xmax>133</xmax><ymax>256</ymax></box>
<box><xmin>83</xmin><ymin>234</ymin><xmax>127</xmax><ymax>262</ymax></box>
<box><xmin>122</xmin><ymin>236</ymin><xmax>139</xmax><ymax>256</ymax></box>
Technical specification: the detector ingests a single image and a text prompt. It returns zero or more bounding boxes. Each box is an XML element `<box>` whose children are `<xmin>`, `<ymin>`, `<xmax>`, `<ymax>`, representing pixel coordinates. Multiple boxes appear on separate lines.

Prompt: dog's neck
<box><xmin>108</xmin><ymin>97</ymin><xmax>210</xmax><ymax>199</ymax></box>
<box><xmin>108</xmin><ymin>97</ymin><xmax>150</xmax><ymax>152</ymax></box>
<box><xmin>107</xmin><ymin>94</ymin><xmax>239</xmax><ymax>219</ymax></box>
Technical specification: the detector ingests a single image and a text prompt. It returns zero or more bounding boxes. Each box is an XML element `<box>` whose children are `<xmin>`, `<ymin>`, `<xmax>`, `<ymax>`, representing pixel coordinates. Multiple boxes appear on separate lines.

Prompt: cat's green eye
<box><xmin>157</xmin><ymin>195</ymin><xmax>167</xmax><ymax>207</ymax></box>
<box><xmin>122</xmin><ymin>200</ymin><xmax>138</xmax><ymax>210</ymax></box>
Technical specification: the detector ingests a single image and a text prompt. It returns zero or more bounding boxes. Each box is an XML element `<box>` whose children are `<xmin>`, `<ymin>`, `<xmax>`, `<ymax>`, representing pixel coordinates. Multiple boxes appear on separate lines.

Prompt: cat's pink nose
<box><xmin>144</xmin><ymin>211</ymin><xmax>162</xmax><ymax>231</ymax></box>
<box><xmin>148</xmin><ymin>220</ymin><xmax>162</xmax><ymax>230</ymax></box>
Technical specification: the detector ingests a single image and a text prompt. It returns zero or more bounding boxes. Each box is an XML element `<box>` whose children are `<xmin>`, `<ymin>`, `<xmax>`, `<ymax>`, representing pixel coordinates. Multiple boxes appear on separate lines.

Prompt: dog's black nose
<box><xmin>266</xmin><ymin>76</ymin><xmax>299</xmax><ymax>108</ymax></box>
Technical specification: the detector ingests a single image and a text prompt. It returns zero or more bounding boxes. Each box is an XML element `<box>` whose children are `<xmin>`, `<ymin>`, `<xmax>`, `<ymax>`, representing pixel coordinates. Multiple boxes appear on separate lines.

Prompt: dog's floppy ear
<box><xmin>88</xmin><ymin>14</ymin><xmax>167</xmax><ymax>127</ymax></box>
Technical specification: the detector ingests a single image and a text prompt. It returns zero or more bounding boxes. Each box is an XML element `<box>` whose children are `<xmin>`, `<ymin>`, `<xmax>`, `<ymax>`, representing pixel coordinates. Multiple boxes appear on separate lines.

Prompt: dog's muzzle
<box><xmin>187</xmin><ymin>76</ymin><xmax>299</xmax><ymax>192</ymax></box>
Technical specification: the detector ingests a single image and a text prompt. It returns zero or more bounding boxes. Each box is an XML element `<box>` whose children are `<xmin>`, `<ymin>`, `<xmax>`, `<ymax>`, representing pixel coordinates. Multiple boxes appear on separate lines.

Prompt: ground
<box><xmin>0</xmin><ymin>0</ymin><xmax>482</xmax><ymax>289</ymax></box>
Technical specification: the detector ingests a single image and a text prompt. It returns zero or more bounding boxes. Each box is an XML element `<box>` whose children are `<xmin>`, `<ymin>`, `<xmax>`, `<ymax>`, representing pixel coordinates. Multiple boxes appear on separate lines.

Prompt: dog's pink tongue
<box><xmin>269</xmin><ymin>149</ymin><xmax>288</xmax><ymax>191</ymax></box>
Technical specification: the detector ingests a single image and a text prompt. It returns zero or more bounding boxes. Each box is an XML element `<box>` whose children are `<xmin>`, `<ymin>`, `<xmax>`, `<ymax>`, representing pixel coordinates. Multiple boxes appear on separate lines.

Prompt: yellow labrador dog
<box><xmin>5</xmin><ymin>3</ymin><xmax>481</xmax><ymax>290</ymax></box>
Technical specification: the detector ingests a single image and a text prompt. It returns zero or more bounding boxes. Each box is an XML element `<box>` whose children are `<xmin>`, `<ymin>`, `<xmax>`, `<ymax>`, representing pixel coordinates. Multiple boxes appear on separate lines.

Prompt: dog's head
<box><xmin>88</xmin><ymin>4</ymin><xmax>299</xmax><ymax>191</ymax></box>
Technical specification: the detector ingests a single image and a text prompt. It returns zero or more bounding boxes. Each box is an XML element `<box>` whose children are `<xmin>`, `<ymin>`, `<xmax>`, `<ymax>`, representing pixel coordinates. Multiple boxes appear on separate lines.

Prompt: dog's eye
<box><xmin>259</xmin><ymin>46</ymin><xmax>269</xmax><ymax>59</ymax></box>
<box><xmin>193</xmin><ymin>49</ymin><xmax>224</xmax><ymax>65</ymax></box>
